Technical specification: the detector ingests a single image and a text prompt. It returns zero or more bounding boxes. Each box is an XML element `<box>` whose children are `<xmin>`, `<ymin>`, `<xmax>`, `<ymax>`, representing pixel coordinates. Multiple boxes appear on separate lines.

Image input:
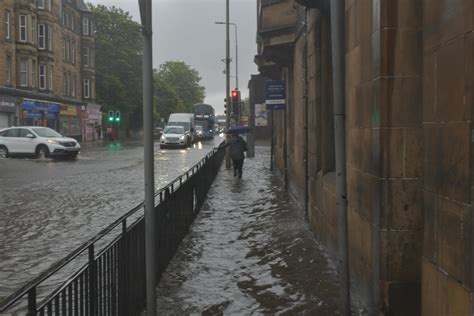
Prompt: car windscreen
<box><xmin>32</xmin><ymin>128</ymin><xmax>62</xmax><ymax>138</ymax></box>
<box><xmin>164</xmin><ymin>127</ymin><xmax>184</xmax><ymax>134</ymax></box>
<box><xmin>168</xmin><ymin>122</ymin><xmax>190</xmax><ymax>131</ymax></box>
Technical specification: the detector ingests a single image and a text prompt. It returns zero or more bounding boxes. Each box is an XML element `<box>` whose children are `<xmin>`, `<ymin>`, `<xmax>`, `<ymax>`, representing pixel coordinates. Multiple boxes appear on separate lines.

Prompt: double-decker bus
<box><xmin>192</xmin><ymin>103</ymin><xmax>215</xmax><ymax>139</ymax></box>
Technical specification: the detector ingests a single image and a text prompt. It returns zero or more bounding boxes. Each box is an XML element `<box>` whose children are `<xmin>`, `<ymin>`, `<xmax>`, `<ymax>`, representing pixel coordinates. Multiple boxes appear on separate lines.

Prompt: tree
<box><xmin>153</xmin><ymin>74</ymin><xmax>179</xmax><ymax>126</ymax></box>
<box><xmin>153</xmin><ymin>61</ymin><xmax>205</xmax><ymax>121</ymax></box>
<box><xmin>90</xmin><ymin>5</ymin><xmax>143</xmax><ymax>129</ymax></box>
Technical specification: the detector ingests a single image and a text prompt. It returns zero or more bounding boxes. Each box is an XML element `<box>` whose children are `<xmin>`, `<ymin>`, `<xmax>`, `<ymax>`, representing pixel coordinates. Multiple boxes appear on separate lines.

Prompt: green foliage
<box><xmin>153</xmin><ymin>61</ymin><xmax>205</xmax><ymax>121</ymax></box>
<box><xmin>90</xmin><ymin>4</ymin><xmax>143</xmax><ymax>129</ymax></box>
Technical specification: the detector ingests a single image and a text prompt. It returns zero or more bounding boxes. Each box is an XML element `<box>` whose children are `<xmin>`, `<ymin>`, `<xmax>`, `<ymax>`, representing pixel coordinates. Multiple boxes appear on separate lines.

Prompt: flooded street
<box><xmin>0</xmin><ymin>138</ymin><xmax>221</xmax><ymax>301</ymax></box>
<box><xmin>156</xmin><ymin>146</ymin><xmax>342</xmax><ymax>315</ymax></box>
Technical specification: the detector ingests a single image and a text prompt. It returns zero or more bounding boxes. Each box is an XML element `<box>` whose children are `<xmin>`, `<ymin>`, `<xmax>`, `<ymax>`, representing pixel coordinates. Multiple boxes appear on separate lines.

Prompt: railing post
<box><xmin>88</xmin><ymin>245</ymin><xmax>97</xmax><ymax>316</ymax></box>
<box><xmin>118</xmin><ymin>219</ymin><xmax>128</xmax><ymax>316</ymax></box>
<box><xmin>26</xmin><ymin>287</ymin><xmax>36</xmax><ymax>316</ymax></box>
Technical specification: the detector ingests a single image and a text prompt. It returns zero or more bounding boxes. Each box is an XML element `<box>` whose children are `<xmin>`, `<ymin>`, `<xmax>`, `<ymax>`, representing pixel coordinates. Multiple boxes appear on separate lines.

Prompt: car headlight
<box><xmin>179</xmin><ymin>135</ymin><xmax>185</xmax><ymax>140</ymax></box>
<box><xmin>161</xmin><ymin>136</ymin><xmax>166</xmax><ymax>141</ymax></box>
<box><xmin>47</xmin><ymin>139</ymin><xmax>59</xmax><ymax>144</ymax></box>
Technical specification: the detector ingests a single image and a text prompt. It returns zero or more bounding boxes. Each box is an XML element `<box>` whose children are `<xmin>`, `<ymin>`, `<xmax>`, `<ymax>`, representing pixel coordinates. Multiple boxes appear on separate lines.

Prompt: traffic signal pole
<box><xmin>225</xmin><ymin>0</ymin><xmax>231</xmax><ymax>169</ymax></box>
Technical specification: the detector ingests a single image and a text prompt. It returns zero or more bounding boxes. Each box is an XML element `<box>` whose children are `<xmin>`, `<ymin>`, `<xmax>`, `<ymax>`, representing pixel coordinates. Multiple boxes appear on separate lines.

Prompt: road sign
<box><xmin>265</xmin><ymin>80</ymin><xmax>286</xmax><ymax>110</ymax></box>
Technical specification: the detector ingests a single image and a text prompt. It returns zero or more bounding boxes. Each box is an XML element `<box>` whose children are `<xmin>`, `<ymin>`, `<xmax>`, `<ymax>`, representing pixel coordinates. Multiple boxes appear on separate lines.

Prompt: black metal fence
<box><xmin>0</xmin><ymin>147</ymin><xmax>225</xmax><ymax>315</ymax></box>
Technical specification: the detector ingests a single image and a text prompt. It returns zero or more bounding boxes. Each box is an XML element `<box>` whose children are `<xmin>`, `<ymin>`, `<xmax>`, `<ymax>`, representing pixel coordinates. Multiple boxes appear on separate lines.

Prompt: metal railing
<box><xmin>0</xmin><ymin>147</ymin><xmax>225</xmax><ymax>315</ymax></box>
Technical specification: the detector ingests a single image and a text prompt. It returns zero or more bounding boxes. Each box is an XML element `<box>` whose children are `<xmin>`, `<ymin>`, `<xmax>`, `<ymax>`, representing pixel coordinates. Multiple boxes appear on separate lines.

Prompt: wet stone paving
<box><xmin>156</xmin><ymin>146</ymin><xmax>342</xmax><ymax>315</ymax></box>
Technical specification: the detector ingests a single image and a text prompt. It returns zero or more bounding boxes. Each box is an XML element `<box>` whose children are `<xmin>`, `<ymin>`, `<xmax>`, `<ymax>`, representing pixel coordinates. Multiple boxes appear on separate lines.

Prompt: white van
<box><xmin>167</xmin><ymin>113</ymin><xmax>196</xmax><ymax>146</ymax></box>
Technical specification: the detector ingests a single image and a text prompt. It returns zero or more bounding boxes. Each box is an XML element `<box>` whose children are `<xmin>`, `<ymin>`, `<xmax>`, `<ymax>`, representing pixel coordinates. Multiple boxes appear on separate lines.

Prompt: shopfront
<box><xmin>83</xmin><ymin>104</ymin><xmax>102</xmax><ymax>142</ymax></box>
<box><xmin>0</xmin><ymin>96</ymin><xmax>17</xmax><ymax>129</ymax></box>
<box><xmin>21</xmin><ymin>99</ymin><xmax>60</xmax><ymax>130</ymax></box>
<box><xmin>60</xmin><ymin>104</ymin><xmax>82</xmax><ymax>140</ymax></box>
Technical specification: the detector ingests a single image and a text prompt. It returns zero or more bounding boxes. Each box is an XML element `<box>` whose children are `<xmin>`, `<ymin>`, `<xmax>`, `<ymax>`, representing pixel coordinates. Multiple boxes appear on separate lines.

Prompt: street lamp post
<box><xmin>215</xmin><ymin>21</ymin><xmax>238</xmax><ymax>90</ymax></box>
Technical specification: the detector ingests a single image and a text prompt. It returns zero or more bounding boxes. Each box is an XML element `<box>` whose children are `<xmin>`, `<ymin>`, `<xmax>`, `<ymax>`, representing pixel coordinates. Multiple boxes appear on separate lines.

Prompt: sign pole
<box><xmin>139</xmin><ymin>0</ymin><xmax>156</xmax><ymax>315</ymax></box>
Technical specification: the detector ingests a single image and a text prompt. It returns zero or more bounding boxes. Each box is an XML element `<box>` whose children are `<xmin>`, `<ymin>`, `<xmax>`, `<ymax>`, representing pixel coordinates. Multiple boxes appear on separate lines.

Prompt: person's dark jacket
<box><xmin>220</xmin><ymin>136</ymin><xmax>247</xmax><ymax>160</ymax></box>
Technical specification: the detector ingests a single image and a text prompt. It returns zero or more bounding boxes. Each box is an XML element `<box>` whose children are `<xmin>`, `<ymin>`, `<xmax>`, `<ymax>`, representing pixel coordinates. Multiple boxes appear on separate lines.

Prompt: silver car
<box><xmin>160</xmin><ymin>126</ymin><xmax>189</xmax><ymax>149</ymax></box>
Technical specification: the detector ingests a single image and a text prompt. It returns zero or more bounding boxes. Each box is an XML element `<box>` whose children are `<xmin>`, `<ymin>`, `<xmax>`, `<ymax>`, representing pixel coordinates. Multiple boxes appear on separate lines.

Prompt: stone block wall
<box><xmin>346</xmin><ymin>0</ymin><xmax>424</xmax><ymax>313</ymax></box>
<box><xmin>421</xmin><ymin>0</ymin><xmax>474</xmax><ymax>314</ymax></box>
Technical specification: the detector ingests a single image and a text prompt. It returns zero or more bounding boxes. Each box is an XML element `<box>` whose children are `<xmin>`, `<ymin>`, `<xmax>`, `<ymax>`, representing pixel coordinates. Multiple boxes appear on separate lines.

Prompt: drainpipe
<box><xmin>303</xmin><ymin>11</ymin><xmax>309</xmax><ymax>220</ymax></box>
<box><xmin>330</xmin><ymin>0</ymin><xmax>350</xmax><ymax>315</ymax></box>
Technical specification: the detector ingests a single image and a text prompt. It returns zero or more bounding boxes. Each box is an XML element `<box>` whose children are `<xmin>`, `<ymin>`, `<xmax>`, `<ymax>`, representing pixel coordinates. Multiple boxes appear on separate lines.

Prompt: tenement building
<box><xmin>255</xmin><ymin>0</ymin><xmax>474</xmax><ymax>315</ymax></box>
<box><xmin>0</xmin><ymin>0</ymin><xmax>101</xmax><ymax>141</ymax></box>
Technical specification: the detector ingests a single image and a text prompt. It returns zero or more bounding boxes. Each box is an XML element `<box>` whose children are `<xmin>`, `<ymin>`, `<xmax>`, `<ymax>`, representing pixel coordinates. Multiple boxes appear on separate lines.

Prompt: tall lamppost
<box><xmin>215</xmin><ymin>21</ymin><xmax>238</xmax><ymax>90</ymax></box>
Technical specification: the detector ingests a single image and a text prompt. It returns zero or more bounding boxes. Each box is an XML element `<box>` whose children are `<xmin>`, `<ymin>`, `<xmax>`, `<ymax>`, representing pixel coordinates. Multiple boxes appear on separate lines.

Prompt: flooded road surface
<box><xmin>0</xmin><ymin>138</ymin><xmax>221</xmax><ymax>301</ymax></box>
<box><xmin>156</xmin><ymin>146</ymin><xmax>342</xmax><ymax>315</ymax></box>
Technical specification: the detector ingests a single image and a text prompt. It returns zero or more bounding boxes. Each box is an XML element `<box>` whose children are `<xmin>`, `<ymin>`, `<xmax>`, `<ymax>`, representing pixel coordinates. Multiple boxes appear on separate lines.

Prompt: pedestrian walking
<box><xmin>221</xmin><ymin>133</ymin><xmax>248</xmax><ymax>178</ymax></box>
<box><xmin>95</xmin><ymin>123</ymin><xmax>102</xmax><ymax>140</ymax></box>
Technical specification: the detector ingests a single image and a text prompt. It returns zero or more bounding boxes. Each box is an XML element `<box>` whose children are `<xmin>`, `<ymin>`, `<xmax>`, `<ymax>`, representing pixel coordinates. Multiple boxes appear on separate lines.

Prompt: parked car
<box><xmin>0</xmin><ymin>126</ymin><xmax>81</xmax><ymax>159</ymax></box>
<box><xmin>160</xmin><ymin>126</ymin><xmax>188</xmax><ymax>149</ymax></box>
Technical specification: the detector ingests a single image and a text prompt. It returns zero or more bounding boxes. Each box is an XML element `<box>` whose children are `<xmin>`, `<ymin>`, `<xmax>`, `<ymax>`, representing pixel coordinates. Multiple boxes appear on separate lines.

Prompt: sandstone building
<box><xmin>0</xmin><ymin>0</ymin><xmax>100</xmax><ymax>141</ymax></box>
<box><xmin>255</xmin><ymin>0</ymin><xmax>473</xmax><ymax>314</ymax></box>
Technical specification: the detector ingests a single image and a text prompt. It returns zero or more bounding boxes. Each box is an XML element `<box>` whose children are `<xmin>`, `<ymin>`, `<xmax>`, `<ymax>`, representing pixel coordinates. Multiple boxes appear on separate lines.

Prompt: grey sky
<box><xmin>88</xmin><ymin>0</ymin><xmax>257</xmax><ymax>115</ymax></box>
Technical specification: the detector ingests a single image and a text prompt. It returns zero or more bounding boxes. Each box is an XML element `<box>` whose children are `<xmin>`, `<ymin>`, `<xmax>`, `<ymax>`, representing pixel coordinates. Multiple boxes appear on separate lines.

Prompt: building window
<box><xmin>20</xmin><ymin>59</ymin><xmax>28</xmax><ymax>87</ymax></box>
<box><xmin>83</xmin><ymin>47</ymin><xmax>89</xmax><ymax>67</ymax></box>
<box><xmin>70</xmin><ymin>14</ymin><xmax>75</xmax><ymax>31</ymax></box>
<box><xmin>5</xmin><ymin>11</ymin><xmax>10</xmax><ymax>40</ymax></box>
<box><xmin>63</xmin><ymin>72</ymin><xmax>67</xmax><ymax>95</ymax></box>
<box><xmin>37</xmin><ymin>0</ymin><xmax>45</xmax><ymax>9</ymax></box>
<box><xmin>72</xmin><ymin>42</ymin><xmax>76</xmax><ymax>64</ymax></box>
<box><xmin>19</xmin><ymin>15</ymin><xmax>28</xmax><ymax>42</ymax></box>
<box><xmin>31</xmin><ymin>16</ymin><xmax>36</xmax><ymax>44</ymax></box>
<box><xmin>5</xmin><ymin>56</ymin><xmax>11</xmax><ymax>84</ymax></box>
<box><xmin>84</xmin><ymin>79</ymin><xmax>90</xmax><ymax>98</ymax></box>
<box><xmin>38</xmin><ymin>24</ymin><xmax>45</xmax><ymax>49</ymax></box>
<box><xmin>31</xmin><ymin>60</ymin><xmax>36</xmax><ymax>88</ymax></box>
<box><xmin>83</xmin><ymin>18</ymin><xmax>89</xmax><ymax>35</ymax></box>
<box><xmin>39</xmin><ymin>64</ymin><xmax>46</xmax><ymax>90</ymax></box>
<box><xmin>72</xmin><ymin>75</ymin><xmax>76</xmax><ymax>97</ymax></box>
<box><xmin>65</xmin><ymin>40</ymin><xmax>70</xmax><ymax>62</ymax></box>
<box><xmin>47</xmin><ymin>25</ymin><xmax>52</xmax><ymax>51</ymax></box>
<box><xmin>62</xmin><ymin>39</ymin><xmax>66</xmax><ymax>60</ymax></box>
<box><xmin>48</xmin><ymin>65</ymin><xmax>53</xmax><ymax>90</ymax></box>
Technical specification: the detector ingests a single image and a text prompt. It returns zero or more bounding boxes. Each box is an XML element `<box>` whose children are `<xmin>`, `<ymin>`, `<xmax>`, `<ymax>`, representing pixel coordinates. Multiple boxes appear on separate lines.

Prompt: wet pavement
<box><xmin>156</xmin><ymin>146</ymin><xmax>342</xmax><ymax>315</ymax></box>
<box><xmin>0</xmin><ymin>138</ymin><xmax>221</xmax><ymax>301</ymax></box>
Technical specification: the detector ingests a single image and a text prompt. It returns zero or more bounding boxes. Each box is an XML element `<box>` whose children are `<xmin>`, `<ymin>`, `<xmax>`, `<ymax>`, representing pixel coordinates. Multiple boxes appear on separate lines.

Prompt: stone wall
<box><xmin>421</xmin><ymin>0</ymin><xmax>473</xmax><ymax>314</ymax></box>
<box><xmin>257</xmin><ymin>0</ymin><xmax>474</xmax><ymax>314</ymax></box>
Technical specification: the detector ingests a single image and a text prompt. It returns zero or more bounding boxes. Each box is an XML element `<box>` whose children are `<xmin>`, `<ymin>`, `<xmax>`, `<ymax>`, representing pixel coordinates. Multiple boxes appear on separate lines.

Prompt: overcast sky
<box><xmin>88</xmin><ymin>0</ymin><xmax>258</xmax><ymax>115</ymax></box>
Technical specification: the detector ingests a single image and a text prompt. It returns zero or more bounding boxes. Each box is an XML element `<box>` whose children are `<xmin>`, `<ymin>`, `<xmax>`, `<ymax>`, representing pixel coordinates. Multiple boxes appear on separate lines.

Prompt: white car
<box><xmin>0</xmin><ymin>126</ymin><xmax>81</xmax><ymax>159</ymax></box>
<box><xmin>160</xmin><ymin>126</ymin><xmax>188</xmax><ymax>149</ymax></box>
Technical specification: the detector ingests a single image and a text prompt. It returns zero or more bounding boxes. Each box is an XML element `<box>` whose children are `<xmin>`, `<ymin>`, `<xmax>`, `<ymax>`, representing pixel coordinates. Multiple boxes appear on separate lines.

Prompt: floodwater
<box><xmin>0</xmin><ymin>138</ymin><xmax>221</xmax><ymax>301</ymax></box>
<box><xmin>156</xmin><ymin>146</ymin><xmax>342</xmax><ymax>315</ymax></box>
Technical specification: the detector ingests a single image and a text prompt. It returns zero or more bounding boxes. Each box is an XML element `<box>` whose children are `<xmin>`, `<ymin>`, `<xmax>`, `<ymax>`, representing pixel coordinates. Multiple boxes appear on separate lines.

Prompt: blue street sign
<box><xmin>265</xmin><ymin>80</ymin><xmax>286</xmax><ymax>110</ymax></box>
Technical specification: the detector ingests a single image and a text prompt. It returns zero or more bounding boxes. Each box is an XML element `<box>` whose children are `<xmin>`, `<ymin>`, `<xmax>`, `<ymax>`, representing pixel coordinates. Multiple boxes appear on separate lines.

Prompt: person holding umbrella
<box><xmin>220</xmin><ymin>131</ymin><xmax>248</xmax><ymax>178</ymax></box>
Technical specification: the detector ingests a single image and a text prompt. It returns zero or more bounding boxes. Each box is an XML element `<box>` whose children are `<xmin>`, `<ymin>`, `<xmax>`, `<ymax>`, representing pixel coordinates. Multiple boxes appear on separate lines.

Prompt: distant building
<box><xmin>0</xmin><ymin>0</ymin><xmax>100</xmax><ymax>141</ymax></box>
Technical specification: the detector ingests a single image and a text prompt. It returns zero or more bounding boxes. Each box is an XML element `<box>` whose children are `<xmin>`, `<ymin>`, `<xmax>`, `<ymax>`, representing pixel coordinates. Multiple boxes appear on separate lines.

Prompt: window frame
<box><xmin>38</xmin><ymin>24</ymin><xmax>46</xmax><ymax>49</ymax></box>
<box><xmin>82</xmin><ymin>17</ymin><xmax>89</xmax><ymax>36</ymax></box>
<box><xmin>5</xmin><ymin>11</ymin><xmax>11</xmax><ymax>40</ymax></box>
<box><xmin>83</xmin><ymin>78</ymin><xmax>90</xmax><ymax>99</ymax></box>
<box><xmin>39</xmin><ymin>64</ymin><xmax>46</xmax><ymax>90</ymax></box>
<box><xmin>19</xmin><ymin>15</ymin><xmax>28</xmax><ymax>42</ymax></box>
<box><xmin>5</xmin><ymin>55</ymin><xmax>11</xmax><ymax>84</ymax></box>
<box><xmin>20</xmin><ymin>59</ymin><xmax>28</xmax><ymax>87</ymax></box>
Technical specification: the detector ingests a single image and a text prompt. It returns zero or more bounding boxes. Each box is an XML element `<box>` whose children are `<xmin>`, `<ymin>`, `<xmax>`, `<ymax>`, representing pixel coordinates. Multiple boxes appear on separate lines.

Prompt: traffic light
<box><xmin>108</xmin><ymin>110</ymin><xmax>114</xmax><ymax>122</ymax></box>
<box><xmin>115</xmin><ymin>111</ymin><xmax>121</xmax><ymax>123</ymax></box>
<box><xmin>231</xmin><ymin>89</ymin><xmax>240</xmax><ymax>116</ymax></box>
